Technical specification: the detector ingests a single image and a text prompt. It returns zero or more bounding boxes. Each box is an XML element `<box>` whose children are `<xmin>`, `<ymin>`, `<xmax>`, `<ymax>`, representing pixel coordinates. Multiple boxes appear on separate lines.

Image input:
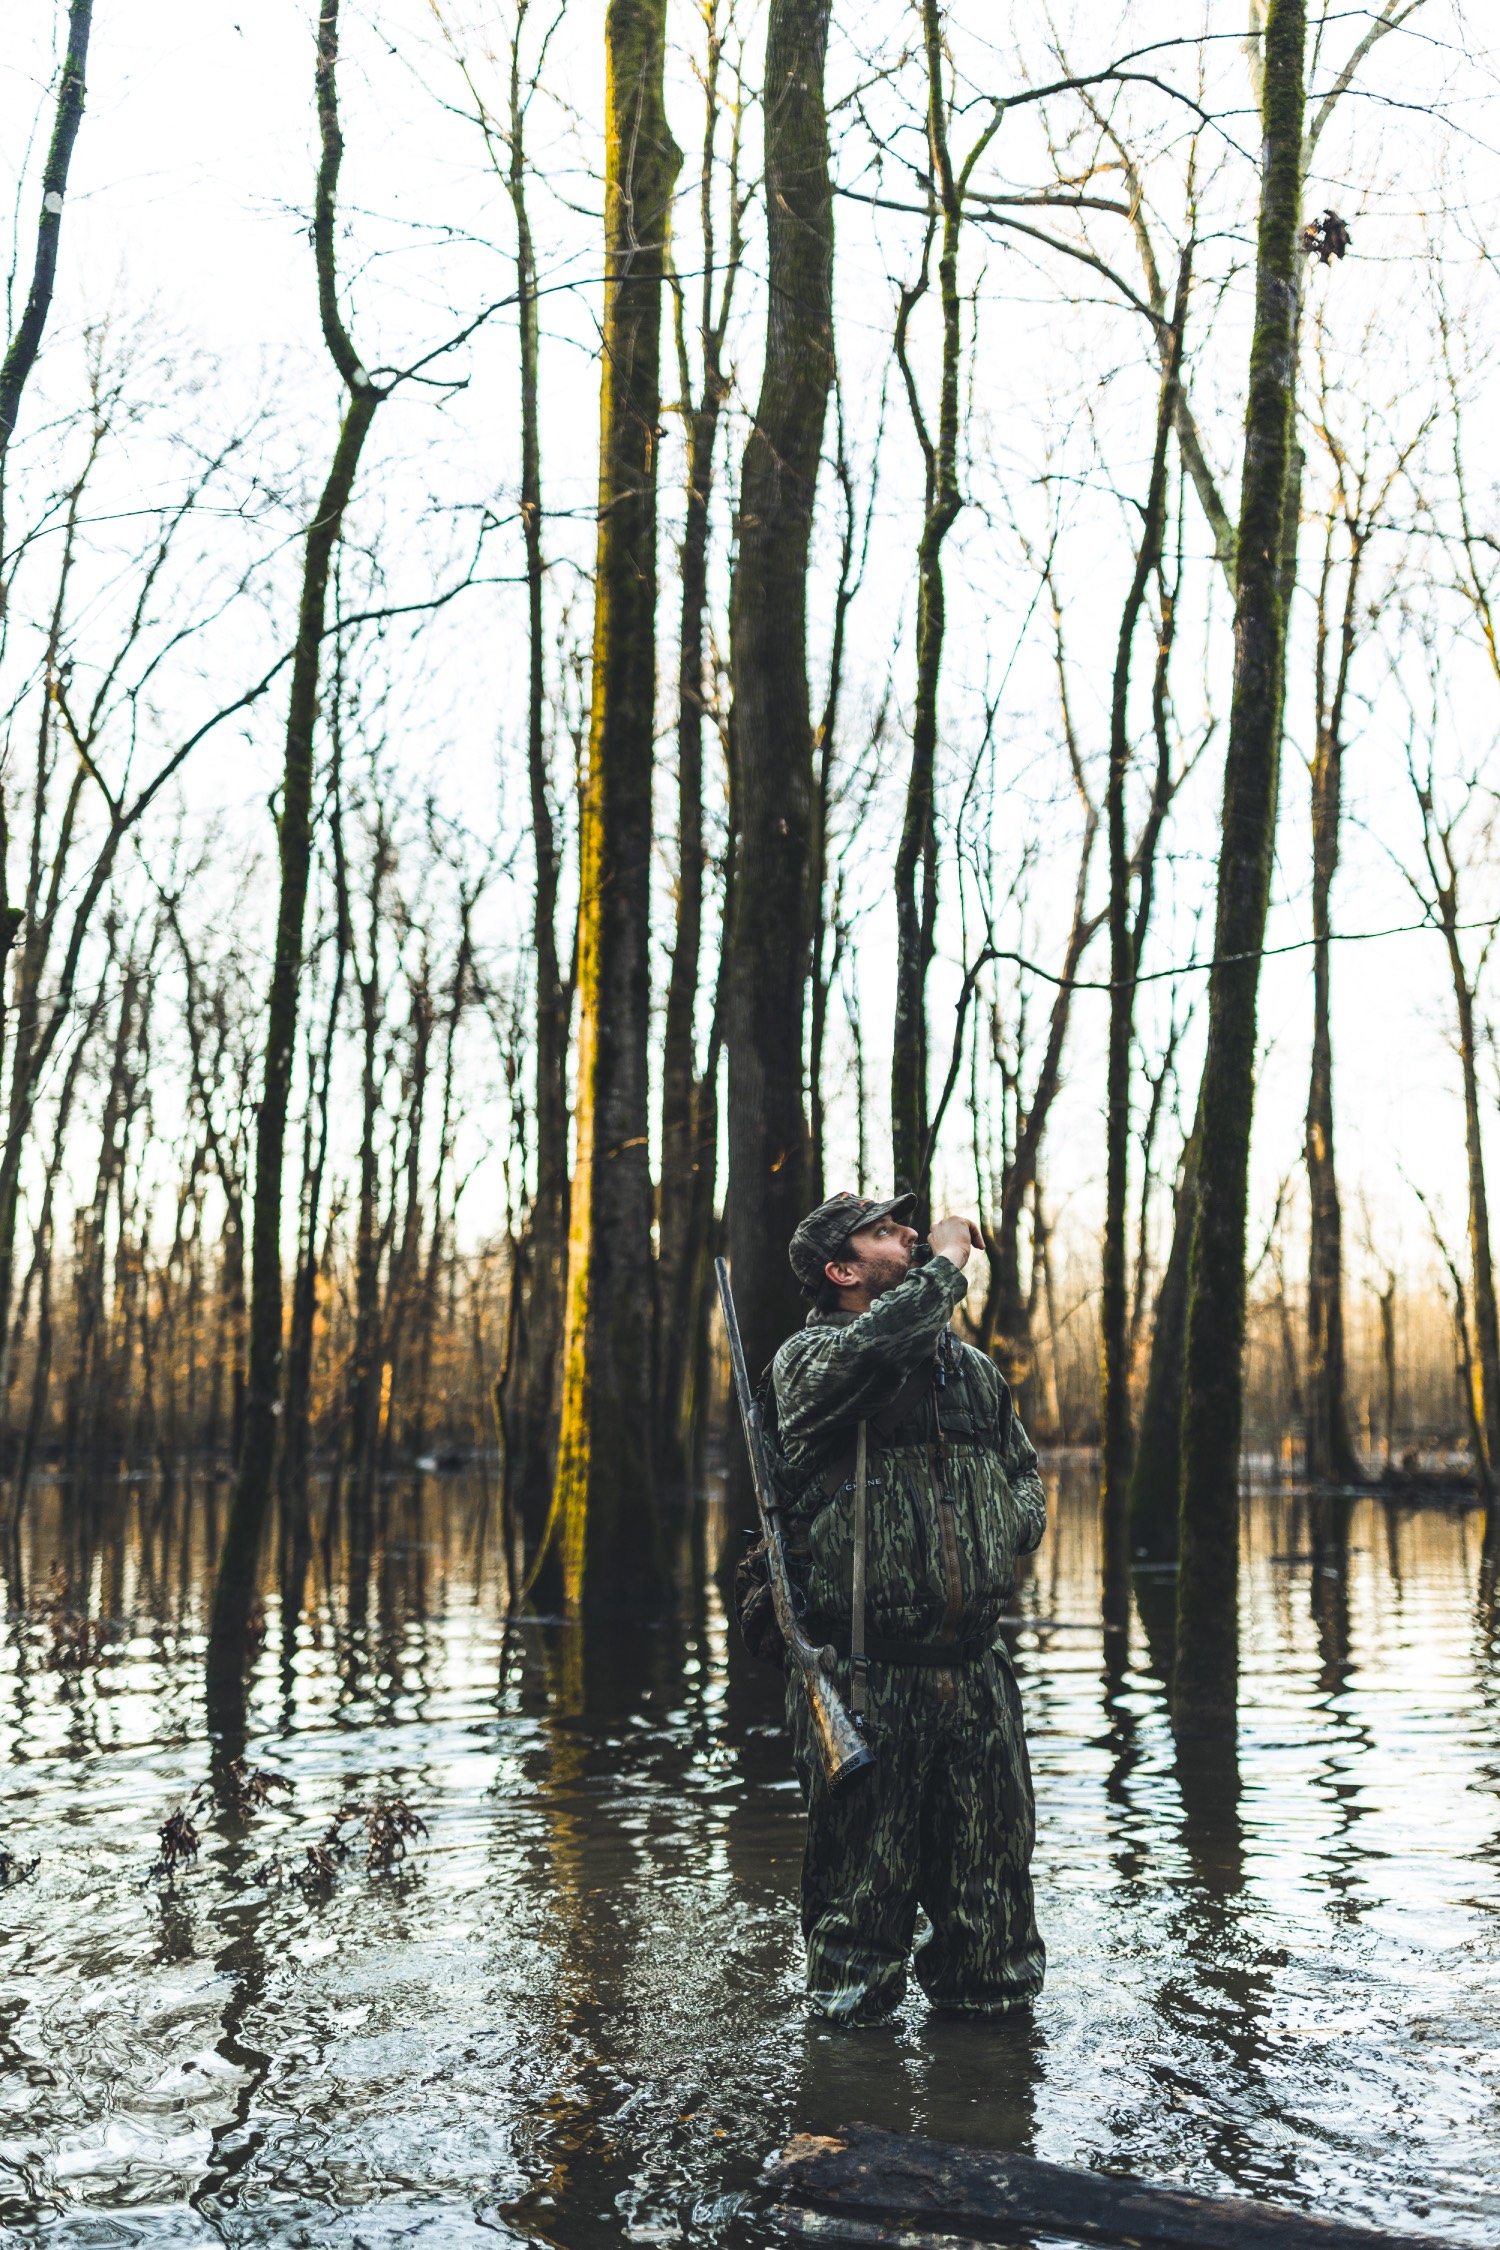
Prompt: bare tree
<box><xmin>656</xmin><ymin>0</ymin><xmax>749</xmax><ymax>1485</ymax></box>
<box><xmin>724</xmin><ymin>0</ymin><xmax>835</xmax><ymax>1449</ymax></box>
<box><xmin>1175</xmin><ymin>0</ymin><xmax>1307</xmax><ymax>1731</ymax></box>
<box><xmin>210</xmin><ymin>0</ymin><xmax>395</xmax><ymax>1687</ymax></box>
<box><xmin>889</xmin><ymin>5</ymin><xmax>1000</xmax><ymax>1221</ymax></box>
<box><xmin>0</xmin><ymin>0</ymin><xmax>94</xmax><ymax>610</ymax></box>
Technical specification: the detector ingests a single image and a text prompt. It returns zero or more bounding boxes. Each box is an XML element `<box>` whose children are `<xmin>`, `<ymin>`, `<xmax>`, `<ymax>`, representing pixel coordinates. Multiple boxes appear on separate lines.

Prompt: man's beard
<box><xmin>863</xmin><ymin>1243</ymin><xmax>917</xmax><ymax>1299</ymax></box>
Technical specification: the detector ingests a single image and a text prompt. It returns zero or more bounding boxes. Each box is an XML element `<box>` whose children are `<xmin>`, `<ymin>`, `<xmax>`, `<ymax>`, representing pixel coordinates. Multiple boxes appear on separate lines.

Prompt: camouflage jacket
<box><xmin>770</xmin><ymin>1255</ymin><xmax>1047</xmax><ymax>1647</ymax></box>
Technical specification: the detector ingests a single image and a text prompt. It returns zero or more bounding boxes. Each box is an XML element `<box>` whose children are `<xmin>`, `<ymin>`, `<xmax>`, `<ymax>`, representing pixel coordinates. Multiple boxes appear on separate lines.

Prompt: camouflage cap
<box><xmin>788</xmin><ymin>1189</ymin><xmax>917</xmax><ymax>1295</ymax></box>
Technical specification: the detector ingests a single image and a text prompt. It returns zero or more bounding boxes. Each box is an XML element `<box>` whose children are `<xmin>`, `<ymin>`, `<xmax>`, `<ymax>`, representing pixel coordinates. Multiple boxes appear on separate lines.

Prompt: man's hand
<box><xmin>927</xmin><ymin>1213</ymin><xmax>984</xmax><ymax>1271</ymax></box>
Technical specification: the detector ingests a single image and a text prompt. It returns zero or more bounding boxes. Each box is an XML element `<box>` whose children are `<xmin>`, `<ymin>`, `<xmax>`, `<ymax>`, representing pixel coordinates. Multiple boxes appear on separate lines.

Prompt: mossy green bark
<box><xmin>553</xmin><ymin>0</ymin><xmax>680</xmax><ymax>1624</ymax></box>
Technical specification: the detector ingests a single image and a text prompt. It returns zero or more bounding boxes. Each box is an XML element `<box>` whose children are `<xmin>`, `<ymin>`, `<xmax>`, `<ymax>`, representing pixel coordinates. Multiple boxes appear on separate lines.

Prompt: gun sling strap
<box><xmin>850</xmin><ymin>1420</ymin><xmax>868</xmax><ymax>1716</ymax></box>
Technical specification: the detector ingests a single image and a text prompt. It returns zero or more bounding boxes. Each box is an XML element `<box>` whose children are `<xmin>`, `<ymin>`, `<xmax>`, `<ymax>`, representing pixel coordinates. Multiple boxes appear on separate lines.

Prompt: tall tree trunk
<box><xmin>656</xmin><ymin>15</ymin><xmax>740</xmax><ymax>1480</ymax></box>
<box><xmin>1100</xmin><ymin>269</ymin><xmax>1185</xmax><ymax>1623</ymax></box>
<box><xmin>1128</xmin><ymin>1104</ymin><xmax>1200</xmax><ymax>1561</ymax></box>
<box><xmin>1175</xmin><ymin>0</ymin><xmax>1307</xmax><ymax>1728</ymax></box>
<box><xmin>1408</xmin><ymin>773</ymin><xmax>1500</xmax><ymax>1547</ymax></box>
<box><xmin>210</xmin><ymin>0</ymin><xmax>382</xmax><ymax>1691</ymax></box>
<box><xmin>981</xmin><ymin>813</ymin><xmax>1100</xmax><ymax>1423</ymax></box>
<box><xmin>280</xmin><ymin>901</ymin><xmax>346</xmax><ymax>1528</ymax></box>
<box><xmin>0</xmin><ymin>0</ymin><xmax>94</xmax><ymax>601</ymax></box>
<box><xmin>724</xmin><ymin>0</ymin><xmax>834</xmax><ymax>1429</ymax></box>
<box><xmin>1304</xmin><ymin>511</ymin><xmax>1362</xmax><ymax>1485</ymax></box>
<box><xmin>506</xmin><ymin>23</ymin><xmax>572</xmax><ymax>1556</ymax></box>
<box><xmin>805</xmin><ymin>416</ymin><xmax>863</xmax><ymax>1215</ymax></box>
<box><xmin>654</xmin><ymin>390</ymin><xmax>712</xmax><ymax>1485</ymax></box>
<box><xmin>406</xmin><ymin>913</ymin><xmax>468</xmax><ymax>1463</ymax></box>
<box><xmin>552</xmin><ymin>0</ymin><xmax>680</xmax><ymax>1625</ymax></box>
<box><xmin>890</xmin><ymin>14</ymin><xmax>999</xmax><ymax>1219</ymax></box>
<box><xmin>1377</xmin><ymin>1273</ymin><xmax>1395</xmax><ymax>1469</ymax></box>
<box><xmin>342</xmin><ymin>823</ymin><xmax>386</xmax><ymax>1515</ymax></box>
<box><xmin>379</xmin><ymin>964</ymin><xmax>433</xmax><ymax>1470</ymax></box>
<box><xmin>1449</xmin><ymin>934</ymin><xmax>1500</xmax><ymax>1481</ymax></box>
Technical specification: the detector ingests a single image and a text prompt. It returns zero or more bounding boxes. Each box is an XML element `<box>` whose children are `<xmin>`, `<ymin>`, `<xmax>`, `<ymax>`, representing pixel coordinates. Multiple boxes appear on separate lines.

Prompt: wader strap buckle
<box><xmin>850</xmin><ymin>1419</ymin><xmax>868</xmax><ymax>1722</ymax></box>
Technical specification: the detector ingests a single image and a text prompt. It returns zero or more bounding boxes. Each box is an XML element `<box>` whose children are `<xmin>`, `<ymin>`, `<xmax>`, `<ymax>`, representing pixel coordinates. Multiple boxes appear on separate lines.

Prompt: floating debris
<box><xmin>219</xmin><ymin>1757</ymin><xmax>291</xmax><ymax>1816</ymax></box>
<box><xmin>150</xmin><ymin>1807</ymin><xmax>201</xmax><ymax>1880</ymax></box>
<box><xmin>301</xmin><ymin>1839</ymin><xmax>341</xmax><ymax>1888</ymax></box>
<box><xmin>248</xmin><ymin>1796</ymin><xmax>428</xmax><ymax>1894</ymax></box>
<box><xmin>0</xmin><ymin>1844</ymin><xmax>39</xmax><ymax>1886</ymax></box>
<box><xmin>357</xmin><ymin>1796</ymin><xmax>429</xmax><ymax>1871</ymax></box>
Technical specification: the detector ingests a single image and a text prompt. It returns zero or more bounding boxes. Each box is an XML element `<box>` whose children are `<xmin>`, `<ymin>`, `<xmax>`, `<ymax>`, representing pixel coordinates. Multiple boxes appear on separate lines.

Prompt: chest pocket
<box><xmin>880</xmin><ymin>1343</ymin><xmax>1012</xmax><ymax>1459</ymax></box>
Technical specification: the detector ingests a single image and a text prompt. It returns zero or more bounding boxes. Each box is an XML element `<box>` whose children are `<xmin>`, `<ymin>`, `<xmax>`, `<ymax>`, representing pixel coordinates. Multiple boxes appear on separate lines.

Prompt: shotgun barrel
<box><xmin>715</xmin><ymin>1257</ymin><xmax>874</xmax><ymax>1794</ymax></box>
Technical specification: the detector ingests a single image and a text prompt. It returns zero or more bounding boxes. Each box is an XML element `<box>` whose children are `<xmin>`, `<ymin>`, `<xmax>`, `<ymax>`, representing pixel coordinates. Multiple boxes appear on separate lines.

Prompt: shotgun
<box><xmin>715</xmin><ymin>1256</ymin><xmax>874</xmax><ymax>1794</ymax></box>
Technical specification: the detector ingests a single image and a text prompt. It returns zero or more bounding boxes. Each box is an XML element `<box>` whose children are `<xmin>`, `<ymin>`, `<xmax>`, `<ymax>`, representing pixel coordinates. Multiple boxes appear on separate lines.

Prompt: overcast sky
<box><xmin>4</xmin><ymin>0</ymin><xmax>1500</xmax><ymax>1316</ymax></box>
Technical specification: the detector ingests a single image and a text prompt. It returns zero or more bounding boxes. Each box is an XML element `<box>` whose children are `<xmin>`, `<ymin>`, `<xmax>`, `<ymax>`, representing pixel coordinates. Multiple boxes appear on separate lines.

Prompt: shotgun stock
<box><xmin>715</xmin><ymin>1257</ymin><xmax>874</xmax><ymax>1794</ymax></box>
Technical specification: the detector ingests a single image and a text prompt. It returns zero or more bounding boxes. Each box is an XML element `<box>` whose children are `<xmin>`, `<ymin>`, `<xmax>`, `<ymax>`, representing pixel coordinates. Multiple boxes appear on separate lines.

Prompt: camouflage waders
<box><xmin>788</xmin><ymin>1646</ymin><xmax>1043</xmax><ymax>2019</ymax></box>
<box><xmin>771</xmin><ymin>1252</ymin><xmax>1047</xmax><ymax>2022</ymax></box>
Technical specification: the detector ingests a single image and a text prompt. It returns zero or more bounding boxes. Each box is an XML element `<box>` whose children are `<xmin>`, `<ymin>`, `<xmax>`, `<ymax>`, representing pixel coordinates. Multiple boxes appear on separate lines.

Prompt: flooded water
<box><xmin>2</xmin><ymin>1465</ymin><xmax>1499</xmax><ymax>2249</ymax></box>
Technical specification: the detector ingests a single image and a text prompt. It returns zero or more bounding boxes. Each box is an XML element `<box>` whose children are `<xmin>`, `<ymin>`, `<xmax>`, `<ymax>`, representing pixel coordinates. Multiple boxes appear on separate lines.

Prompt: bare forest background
<box><xmin>5</xmin><ymin>0</ymin><xmax>1500</xmax><ymax>1712</ymax></box>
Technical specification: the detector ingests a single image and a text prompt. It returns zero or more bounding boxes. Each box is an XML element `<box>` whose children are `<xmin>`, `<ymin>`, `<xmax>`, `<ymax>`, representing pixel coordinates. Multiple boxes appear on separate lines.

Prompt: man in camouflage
<box><xmin>772</xmin><ymin>1189</ymin><xmax>1046</xmax><ymax>2023</ymax></box>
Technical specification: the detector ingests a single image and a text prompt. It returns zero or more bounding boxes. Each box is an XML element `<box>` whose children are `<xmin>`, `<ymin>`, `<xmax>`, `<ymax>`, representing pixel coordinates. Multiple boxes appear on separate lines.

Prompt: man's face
<box><xmin>825</xmin><ymin>1214</ymin><xmax>920</xmax><ymax>1302</ymax></box>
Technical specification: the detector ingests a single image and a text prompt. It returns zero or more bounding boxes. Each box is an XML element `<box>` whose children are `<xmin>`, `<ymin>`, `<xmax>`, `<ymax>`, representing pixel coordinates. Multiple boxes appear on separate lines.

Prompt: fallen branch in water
<box><xmin>771</xmin><ymin>2124</ymin><xmax>1466</xmax><ymax>2250</ymax></box>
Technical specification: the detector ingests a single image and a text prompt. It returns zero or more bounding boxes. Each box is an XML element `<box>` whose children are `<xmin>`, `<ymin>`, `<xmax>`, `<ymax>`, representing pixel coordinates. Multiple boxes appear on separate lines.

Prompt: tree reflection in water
<box><xmin>0</xmin><ymin>1462</ymin><xmax>1497</xmax><ymax>2246</ymax></box>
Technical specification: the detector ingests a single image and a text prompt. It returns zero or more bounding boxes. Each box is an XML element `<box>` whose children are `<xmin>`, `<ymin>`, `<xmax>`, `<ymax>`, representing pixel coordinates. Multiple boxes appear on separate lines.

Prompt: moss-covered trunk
<box><xmin>725</xmin><ymin>0</ymin><xmax>834</xmax><ymax>1413</ymax></box>
<box><xmin>553</xmin><ymin>0</ymin><xmax>680</xmax><ymax>1624</ymax></box>
<box><xmin>1175</xmin><ymin>0</ymin><xmax>1307</xmax><ymax>1728</ymax></box>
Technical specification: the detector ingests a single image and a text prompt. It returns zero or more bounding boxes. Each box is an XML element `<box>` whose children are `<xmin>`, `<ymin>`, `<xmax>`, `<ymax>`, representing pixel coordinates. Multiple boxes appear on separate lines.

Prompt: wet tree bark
<box><xmin>725</xmin><ymin>0</ymin><xmax>834</xmax><ymax>1422</ymax></box>
<box><xmin>1100</xmin><ymin>262</ymin><xmax>1185</xmax><ymax>1626</ymax></box>
<box><xmin>209</xmin><ymin>0</ymin><xmax>382</xmax><ymax>1696</ymax></box>
<box><xmin>507</xmin><ymin>23</ymin><xmax>572</xmax><ymax>1562</ymax></box>
<box><xmin>656</xmin><ymin>14</ymin><xmax>741</xmax><ymax>1484</ymax></box>
<box><xmin>1128</xmin><ymin>1104</ymin><xmax>1200</xmax><ymax>1561</ymax></box>
<box><xmin>553</xmin><ymin>0</ymin><xmax>680</xmax><ymax>1623</ymax></box>
<box><xmin>773</xmin><ymin>2121</ymin><xmax>1446</xmax><ymax>2250</ymax></box>
<box><xmin>890</xmin><ymin>24</ymin><xmax>999</xmax><ymax>1220</ymax></box>
<box><xmin>1175</xmin><ymin>0</ymin><xmax>1306</xmax><ymax>1730</ymax></box>
<box><xmin>1304</xmin><ymin>506</ymin><xmax>1362</xmax><ymax>1485</ymax></box>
